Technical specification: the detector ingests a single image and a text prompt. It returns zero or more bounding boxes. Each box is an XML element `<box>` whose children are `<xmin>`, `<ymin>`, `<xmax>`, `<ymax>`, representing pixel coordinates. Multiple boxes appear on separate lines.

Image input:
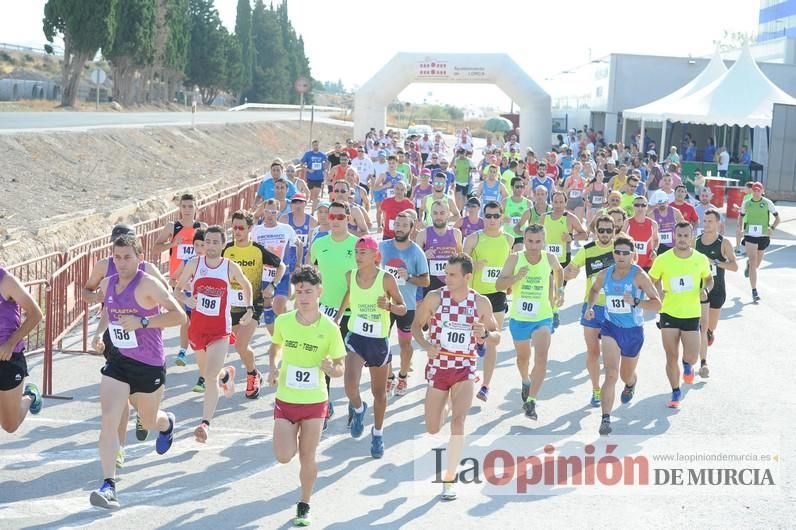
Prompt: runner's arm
<box><xmin>83</xmin><ymin>259</ymin><xmax>109</xmax><ymax>304</ymax></box>
<box><xmin>718</xmin><ymin>239</ymin><xmax>738</xmax><ymax>272</ymax></box>
<box><xmin>173</xmin><ymin>258</ymin><xmax>199</xmax><ymax>306</ymax></box>
<box><xmin>634</xmin><ymin>270</ymin><xmax>662</xmax><ymax>312</ymax></box>
<box><xmin>549</xmin><ymin>252</ymin><xmax>565</xmax><ymax>305</ymax></box>
<box><xmin>495</xmin><ymin>253</ymin><xmax>519</xmax><ymax>291</ymax></box>
<box><xmin>152</xmin><ymin>222</ymin><xmax>176</xmax><ymax>254</ymax></box>
<box><xmin>474</xmin><ymin>294</ymin><xmax>498</xmax><ymax>346</ymax></box>
<box><xmin>0</xmin><ymin>272</ymin><xmax>43</xmax><ymax>360</ymax></box>
<box><xmin>144</xmin><ymin>262</ymin><xmax>169</xmax><ymax>288</ymax></box>
<box><xmin>411</xmin><ymin>293</ymin><xmax>440</xmax><ymax>355</ymax></box>
<box><xmin>137</xmin><ymin>277</ymin><xmax>187</xmax><ymax>330</ymax></box>
<box><xmin>334</xmin><ymin>272</ymin><xmax>352</xmax><ymax>325</ymax></box>
<box><xmin>585</xmin><ymin>270</ymin><xmax>606</xmax><ymax>312</ymax></box>
<box><xmin>447</xmin><ymin>197</ymin><xmax>462</xmax><ymax>223</ymax></box>
<box><xmin>382</xmin><ymin>274</ymin><xmax>407</xmax><ymax>317</ymax></box>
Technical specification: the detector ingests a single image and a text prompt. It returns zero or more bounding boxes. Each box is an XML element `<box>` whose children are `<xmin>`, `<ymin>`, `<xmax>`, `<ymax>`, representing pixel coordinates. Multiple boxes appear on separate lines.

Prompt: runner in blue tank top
<box><xmin>280</xmin><ymin>194</ymin><xmax>317</xmax><ymax>268</ymax></box>
<box><xmin>585</xmin><ymin>235</ymin><xmax>661</xmax><ymax>436</ymax></box>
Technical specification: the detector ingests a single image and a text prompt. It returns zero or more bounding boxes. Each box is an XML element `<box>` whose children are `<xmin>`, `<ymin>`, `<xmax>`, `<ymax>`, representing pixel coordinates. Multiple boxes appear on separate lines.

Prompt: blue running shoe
<box><xmin>175</xmin><ymin>350</ymin><xmax>187</xmax><ymax>367</ymax></box>
<box><xmin>370</xmin><ymin>429</ymin><xmax>384</xmax><ymax>459</ymax></box>
<box><xmin>327</xmin><ymin>401</ymin><xmax>335</xmax><ymax>419</ymax></box>
<box><xmin>155</xmin><ymin>412</ymin><xmax>175</xmax><ymax>455</ymax></box>
<box><xmin>667</xmin><ymin>389</ymin><xmax>682</xmax><ymax>409</ymax></box>
<box><xmin>350</xmin><ymin>402</ymin><xmax>367</xmax><ymax>439</ymax></box>
<box><xmin>24</xmin><ymin>383</ymin><xmax>42</xmax><ymax>415</ymax></box>
<box><xmin>262</xmin><ymin>306</ymin><xmax>276</xmax><ymax>326</ymax></box>
<box><xmin>590</xmin><ymin>388</ymin><xmax>601</xmax><ymax>408</ymax></box>
<box><xmin>90</xmin><ymin>480</ymin><xmax>119</xmax><ymax>509</ymax></box>
<box><xmin>620</xmin><ymin>381</ymin><xmax>636</xmax><ymax>404</ymax></box>
<box><xmin>476</xmin><ymin>343</ymin><xmax>486</xmax><ymax>358</ymax></box>
<box><xmin>553</xmin><ymin>312</ymin><xmax>560</xmax><ymax>330</ymax></box>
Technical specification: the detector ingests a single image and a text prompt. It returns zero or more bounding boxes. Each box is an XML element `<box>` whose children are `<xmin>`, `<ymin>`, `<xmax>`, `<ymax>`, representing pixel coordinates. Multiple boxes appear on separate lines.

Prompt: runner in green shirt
<box><xmin>268</xmin><ymin>266</ymin><xmax>345</xmax><ymax>527</ymax></box>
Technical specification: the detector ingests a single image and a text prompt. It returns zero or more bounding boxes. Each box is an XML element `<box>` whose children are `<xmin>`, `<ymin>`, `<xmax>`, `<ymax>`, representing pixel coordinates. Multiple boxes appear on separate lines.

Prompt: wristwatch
<box><xmin>631</xmin><ymin>298</ymin><xmax>641</xmax><ymax>308</ymax></box>
<box><xmin>140</xmin><ymin>317</ymin><xmax>150</xmax><ymax>329</ymax></box>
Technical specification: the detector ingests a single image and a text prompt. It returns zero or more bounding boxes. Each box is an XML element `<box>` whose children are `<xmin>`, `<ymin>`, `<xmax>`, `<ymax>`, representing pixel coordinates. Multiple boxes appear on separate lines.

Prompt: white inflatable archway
<box><xmin>354</xmin><ymin>53</ymin><xmax>551</xmax><ymax>153</ymax></box>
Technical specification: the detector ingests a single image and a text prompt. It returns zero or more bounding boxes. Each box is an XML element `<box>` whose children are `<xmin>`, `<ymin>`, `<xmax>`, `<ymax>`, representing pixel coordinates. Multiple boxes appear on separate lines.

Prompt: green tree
<box><xmin>250</xmin><ymin>0</ymin><xmax>289</xmax><ymax>103</ymax></box>
<box><xmin>224</xmin><ymin>32</ymin><xmax>244</xmax><ymax>102</ymax></box>
<box><xmin>234</xmin><ymin>0</ymin><xmax>253</xmax><ymax>97</ymax></box>
<box><xmin>43</xmin><ymin>0</ymin><xmax>119</xmax><ymax>107</ymax></box>
<box><xmin>161</xmin><ymin>0</ymin><xmax>191</xmax><ymax>102</ymax></box>
<box><xmin>185</xmin><ymin>0</ymin><xmax>227</xmax><ymax>104</ymax></box>
<box><xmin>105</xmin><ymin>0</ymin><xmax>156</xmax><ymax>105</ymax></box>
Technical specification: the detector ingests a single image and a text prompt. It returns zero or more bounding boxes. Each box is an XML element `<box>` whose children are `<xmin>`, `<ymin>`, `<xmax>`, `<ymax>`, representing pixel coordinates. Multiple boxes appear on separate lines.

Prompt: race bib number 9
<box><xmin>660</xmin><ymin>231</ymin><xmax>673</xmax><ymax>245</ymax></box>
<box><xmin>109</xmin><ymin>324</ymin><xmax>138</xmax><ymax>349</ymax></box>
<box><xmin>177</xmin><ymin>244</ymin><xmax>195</xmax><ymax>260</ymax></box>
<box><xmin>229</xmin><ymin>289</ymin><xmax>246</xmax><ymax>307</ymax></box>
<box><xmin>196</xmin><ymin>294</ymin><xmax>221</xmax><ymax>316</ymax></box>
<box><xmin>481</xmin><ymin>267</ymin><xmax>501</xmax><ymax>284</ymax></box>
<box><xmin>286</xmin><ymin>364</ymin><xmax>318</xmax><ymax>390</ymax></box>
<box><xmin>670</xmin><ymin>275</ymin><xmax>695</xmax><ymax>294</ymax></box>
<box><xmin>606</xmin><ymin>295</ymin><xmax>630</xmax><ymax>314</ymax></box>
<box><xmin>353</xmin><ymin>317</ymin><xmax>382</xmax><ymax>338</ymax></box>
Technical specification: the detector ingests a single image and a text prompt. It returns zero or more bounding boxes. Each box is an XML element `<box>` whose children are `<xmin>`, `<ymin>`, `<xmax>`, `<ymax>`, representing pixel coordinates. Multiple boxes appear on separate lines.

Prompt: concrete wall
<box><xmin>767</xmin><ymin>103</ymin><xmax>796</xmax><ymax>200</ymax></box>
<box><xmin>0</xmin><ymin>79</ymin><xmax>60</xmax><ymax>101</ymax></box>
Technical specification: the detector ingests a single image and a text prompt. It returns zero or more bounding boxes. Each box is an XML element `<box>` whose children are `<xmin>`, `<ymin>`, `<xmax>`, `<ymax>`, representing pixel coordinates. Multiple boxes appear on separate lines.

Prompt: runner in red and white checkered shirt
<box><xmin>411</xmin><ymin>253</ymin><xmax>498</xmax><ymax>501</ymax></box>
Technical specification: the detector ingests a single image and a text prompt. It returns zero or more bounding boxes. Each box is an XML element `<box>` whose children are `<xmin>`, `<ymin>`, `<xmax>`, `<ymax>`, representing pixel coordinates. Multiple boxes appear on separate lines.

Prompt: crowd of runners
<box><xmin>0</xmin><ymin>127</ymin><xmax>781</xmax><ymax>525</ymax></box>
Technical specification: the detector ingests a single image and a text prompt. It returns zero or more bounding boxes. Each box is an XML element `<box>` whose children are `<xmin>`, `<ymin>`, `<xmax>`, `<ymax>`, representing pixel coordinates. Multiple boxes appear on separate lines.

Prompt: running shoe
<box><xmin>219</xmin><ymin>366</ymin><xmax>236</xmax><ymax>399</ymax></box>
<box><xmin>476</xmin><ymin>385</ymin><xmax>489</xmax><ymax>402</ymax></box>
<box><xmin>370</xmin><ymin>429</ymin><xmax>384</xmax><ymax>459</ymax></box>
<box><xmin>386</xmin><ymin>376</ymin><xmax>396</xmax><ymax>397</ymax></box>
<box><xmin>590</xmin><ymin>388</ymin><xmax>601</xmax><ymax>408</ymax></box>
<box><xmin>395</xmin><ymin>376</ymin><xmax>408</xmax><ymax>396</ymax></box>
<box><xmin>667</xmin><ymin>389</ymin><xmax>682</xmax><ymax>409</ymax></box>
<box><xmin>350</xmin><ymin>402</ymin><xmax>368</xmax><ymax>439</ymax></box>
<box><xmin>24</xmin><ymin>383</ymin><xmax>42</xmax><ymax>415</ymax></box>
<box><xmin>327</xmin><ymin>401</ymin><xmax>334</xmax><ymax>419</ymax></box>
<box><xmin>90</xmin><ymin>480</ymin><xmax>119</xmax><ymax>509</ymax></box>
<box><xmin>441</xmin><ymin>480</ymin><xmax>457</xmax><ymax>501</ymax></box>
<box><xmin>706</xmin><ymin>329</ymin><xmax>715</xmax><ymax>347</ymax></box>
<box><xmin>523</xmin><ymin>399</ymin><xmax>538</xmax><ymax>420</ymax></box>
<box><xmin>682</xmin><ymin>362</ymin><xmax>695</xmax><ymax>384</ymax></box>
<box><xmin>744</xmin><ymin>261</ymin><xmax>750</xmax><ymax>278</ymax></box>
<box><xmin>699</xmin><ymin>364</ymin><xmax>710</xmax><ymax>378</ymax></box>
<box><xmin>620</xmin><ymin>382</ymin><xmax>636</xmax><ymax>404</ymax></box>
<box><xmin>155</xmin><ymin>412</ymin><xmax>175</xmax><ymax>455</ymax></box>
<box><xmin>521</xmin><ymin>379</ymin><xmax>531</xmax><ymax>403</ymax></box>
<box><xmin>262</xmin><ymin>306</ymin><xmax>276</xmax><ymax>326</ymax></box>
<box><xmin>752</xmin><ymin>289</ymin><xmax>761</xmax><ymax>303</ymax></box>
<box><xmin>553</xmin><ymin>312</ymin><xmax>560</xmax><ymax>330</ymax></box>
<box><xmin>294</xmin><ymin>502</ymin><xmax>311</xmax><ymax>526</ymax></box>
<box><xmin>599</xmin><ymin>416</ymin><xmax>612</xmax><ymax>435</ymax></box>
<box><xmin>115</xmin><ymin>447</ymin><xmax>125</xmax><ymax>469</ymax></box>
<box><xmin>192</xmin><ymin>377</ymin><xmax>206</xmax><ymax>393</ymax></box>
<box><xmin>175</xmin><ymin>350</ymin><xmax>187</xmax><ymax>367</ymax></box>
<box><xmin>245</xmin><ymin>370</ymin><xmax>262</xmax><ymax>399</ymax></box>
<box><xmin>194</xmin><ymin>422</ymin><xmax>209</xmax><ymax>444</ymax></box>
<box><xmin>135</xmin><ymin>414</ymin><xmax>148</xmax><ymax>441</ymax></box>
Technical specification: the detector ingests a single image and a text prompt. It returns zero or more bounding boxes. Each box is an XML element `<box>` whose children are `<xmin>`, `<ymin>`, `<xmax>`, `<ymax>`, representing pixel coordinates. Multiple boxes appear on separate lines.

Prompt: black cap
<box><xmin>466</xmin><ymin>197</ymin><xmax>481</xmax><ymax>207</ymax></box>
<box><xmin>111</xmin><ymin>224</ymin><xmax>135</xmax><ymax>241</ymax></box>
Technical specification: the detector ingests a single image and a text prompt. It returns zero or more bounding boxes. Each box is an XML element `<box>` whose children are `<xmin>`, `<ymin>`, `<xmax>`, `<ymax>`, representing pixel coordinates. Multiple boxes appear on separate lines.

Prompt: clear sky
<box><xmin>1</xmin><ymin>0</ymin><xmax>760</xmax><ymax>109</ymax></box>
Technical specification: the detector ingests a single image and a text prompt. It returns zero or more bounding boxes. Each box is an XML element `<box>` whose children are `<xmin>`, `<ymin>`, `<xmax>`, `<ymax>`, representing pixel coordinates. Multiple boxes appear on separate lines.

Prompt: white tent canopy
<box><xmin>623</xmin><ymin>49</ymin><xmax>728</xmax><ymax>122</ymax></box>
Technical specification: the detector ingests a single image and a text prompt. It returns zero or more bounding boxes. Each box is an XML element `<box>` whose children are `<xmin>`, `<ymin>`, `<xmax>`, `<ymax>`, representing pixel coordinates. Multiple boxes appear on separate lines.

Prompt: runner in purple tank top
<box><xmin>90</xmin><ymin>234</ymin><xmax>186</xmax><ymax>510</ymax></box>
<box><xmin>0</xmin><ymin>266</ymin><xmax>44</xmax><ymax>433</ymax></box>
<box><xmin>649</xmin><ymin>191</ymin><xmax>685</xmax><ymax>256</ymax></box>
<box><xmin>455</xmin><ymin>197</ymin><xmax>485</xmax><ymax>238</ymax></box>
<box><xmin>84</xmin><ymin>224</ymin><xmax>169</xmax><ymax>458</ymax></box>
<box><xmin>415</xmin><ymin>199</ymin><xmax>463</xmax><ymax>295</ymax></box>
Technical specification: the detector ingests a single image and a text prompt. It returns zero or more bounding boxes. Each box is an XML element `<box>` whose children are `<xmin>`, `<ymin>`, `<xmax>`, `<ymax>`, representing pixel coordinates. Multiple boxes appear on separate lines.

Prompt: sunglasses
<box><xmin>264</xmin><ymin>210</ymin><xmax>279</xmax><ymax>215</ymax></box>
<box><xmin>613</xmin><ymin>249</ymin><xmax>632</xmax><ymax>256</ymax></box>
<box><xmin>232</xmin><ymin>225</ymin><xmax>247</xmax><ymax>231</ymax></box>
<box><xmin>596</xmin><ymin>228</ymin><xmax>613</xmax><ymax>234</ymax></box>
<box><xmin>328</xmin><ymin>213</ymin><xmax>346</xmax><ymax>221</ymax></box>
<box><xmin>333</xmin><ymin>188</ymin><xmax>348</xmax><ymax>193</ymax></box>
<box><xmin>633</xmin><ymin>203</ymin><xmax>647</xmax><ymax>208</ymax></box>
<box><xmin>513</xmin><ymin>185</ymin><xmax>525</xmax><ymax>189</ymax></box>
<box><xmin>484</xmin><ymin>213</ymin><xmax>502</xmax><ymax>219</ymax></box>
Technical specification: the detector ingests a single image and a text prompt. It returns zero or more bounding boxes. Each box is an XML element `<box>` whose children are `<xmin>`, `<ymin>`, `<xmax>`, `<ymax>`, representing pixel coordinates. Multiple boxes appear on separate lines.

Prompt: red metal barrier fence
<box><xmin>5</xmin><ymin>178</ymin><xmax>261</xmax><ymax>398</ymax></box>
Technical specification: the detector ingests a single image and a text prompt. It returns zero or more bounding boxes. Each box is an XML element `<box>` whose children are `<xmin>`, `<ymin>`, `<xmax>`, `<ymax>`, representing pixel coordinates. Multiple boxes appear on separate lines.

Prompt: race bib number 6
<box><xmin>229</xmin><ymin>289</ymin><xmax>246</xmax><ymax>307</ymax></box>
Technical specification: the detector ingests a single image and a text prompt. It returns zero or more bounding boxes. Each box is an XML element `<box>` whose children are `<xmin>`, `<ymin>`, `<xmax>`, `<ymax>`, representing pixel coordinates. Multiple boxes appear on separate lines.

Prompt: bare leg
<box><xmin>600</xmin><ymin>336</ymin><xmax>620</xmax><ymax>416</ymax></box>
<box><xmin>344</xmin><ymin>351</ymin><xmax>365</xmax><ymax>409</ymax></box>
<box><xmin>368</xmin><ymin>365</ymin><xmax>390</xmax><ymax>430</ymax></box>
<box><xmin>482</xmin><ymin>311</ymin><xmax>504</xmax><ymax>388</ymax></box>
<box><xmin>99</xmin><ymin>376</ymin><xmax>130</xmax><ymax>480</ymax></box>
<box><xmin>528</xmin><ymin>327</ymin><xmax>552</xmax><ymax>398</ymax></box>
<box><xmin>584</xmin><ymin>326</ymin><xmax>602</xmax><ymax>391</ymax></box>
<box><xmin>297</xmin><ymin>419</ymin><xmax>324</xmax><ymax>503</ymax></box>
<box><xmin>273</xmin><ymin>418</ymin><xmax>299</xmax><ymax>463</ymax></box>
<box><xmin>0</xmin><ymin>383</ymin><xmax>30</xmax><ymax>434</ymax></box>
<box><xmin>445</xmin><ymin>380</ymin><xmax>475</xmax><ymax>481</ymax></box>
<box><xmin>233</xmin><ymin>320</ymin><xmax>258</xmax><ymax>372</ymax></box>
<box><xmin>661</xmin><ymin>329</ymin><xmax>682</xmax><ymax>388</ymax></box>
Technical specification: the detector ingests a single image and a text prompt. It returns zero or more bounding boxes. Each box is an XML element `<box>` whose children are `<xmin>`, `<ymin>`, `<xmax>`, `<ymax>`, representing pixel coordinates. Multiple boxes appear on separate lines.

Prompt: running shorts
<box><xmin>345</xmin><ymin>333</ymin><xmax>391</xmax><ymax>367</ymax></box>
<box><xmin>274</xmin><ymin>399</ymin><xmax>328</xmax><ymax>424</ymax></box>
<box><xmin>659</xmin><ymin>313</ymin><xmax>700</xmax><ymax>332</ymax></box>
<box><xmin>484</xmin><ymin>291</ymin><xmax>508</xmax><ymax>314</ymax></box>
<box><xmin>425</xmin><ymin>355</ymin><xmax>476</xmax><ymax>391</ymax></box>
<box><xmin>600</xmin><ymin>320</ymin><xmax>644</xmax><ymax>358</ymax></box>
<box><xmin>744</xmin><ymin>235</ymin><xmax>771</xmax><ymax>251</ymax></box>
<box><xmin>101</xmin><ymin>351</ymin><xmax>166</xmax><ymax>394</ymax></box>
<box><xmin>580</xmin><ymin>303</ymin><xmax>605</xmax><ymax>329</ymax></box>
<box><xmin>0</xmin><ymin>350</ymin><xmax>28</xmax><ymax>391</ymax></box>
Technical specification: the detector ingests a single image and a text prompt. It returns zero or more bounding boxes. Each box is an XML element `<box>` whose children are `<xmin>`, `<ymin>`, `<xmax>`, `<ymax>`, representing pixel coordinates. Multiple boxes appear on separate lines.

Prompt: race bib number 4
<box><xmin>481</xmin><ymin>267</ymin><xmax>501</xmax><ymax>284</ymax></box>
<box><xmin>286</xmin><ymin>364</ymin><xmax>318</xmax><ymax>390</ymax></box>
<box><xmin>196</xmin><ymin>294</ymin><xmax>221</xmax><ymax>316</ymax></box>
<box><xmin>660</xmin><ymin>231</ymin><xmax>673</xmax><ymax>245</ymax></box>
<box><xmin>517</xmin><ymin>299</ymin><xmax>539</xmax><ymax>318</ymax></box>
<box><xmin>320</xmin><ymin>304</ymin><xmax>339</xmax><ymax>319</ymax></box>
<box><xmin>429</xmin><ymin>260</ymin><xmax>448</xmax><ymax>276</ymax></box>
<box><xmin>546</xmin><ymin>244</ymin><xmax>563</xmax><ymax>258</ymax></box>
<box><xmin>353</xmin><ymin>317</ymin><xmax>382</xmax><ymax>338</ymax></box>
<box><xmin>747</xmin><ymin>224</ymin><xmax>763</xmax><ymax>237</ymax></box>
<box><xmin>109</xmin><ymin>324</ymin><xmax>138</xmax><ymax>349</ymax></box>
<box><xmin>177</xmin><ymin>244</ymin><xmax>195</xmax><ymax>260</ymax></box>
<box><xmin>439</xmin><ymin>321</ymin><xmax>472</xmax><ymax>351</ymax></box>
<box><xmin>229</xmin><ymin>289</ymin><xmax>246</xmax><ymax>307</ymax></box>
<box><xmin>606</xmin><ymin>295</ymin><xmax>630</xmax><ymax>314</ymax></box>
<box><xmin>670</xmin><ymin>275</ymin><xmax>695</xmax><ymax>294</ymax></box>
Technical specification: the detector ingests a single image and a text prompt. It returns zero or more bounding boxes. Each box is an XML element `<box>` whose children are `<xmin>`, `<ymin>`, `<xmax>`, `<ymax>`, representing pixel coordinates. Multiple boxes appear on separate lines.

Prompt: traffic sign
<box><xmin>294</xmin><ymin>77</ymin><xmax>310</xmax><ymax>94</ymax></box>
<box><xmin>91</xmin><ymin>69</ymin><xmax>106</xmax><ymax>85</ymax></box>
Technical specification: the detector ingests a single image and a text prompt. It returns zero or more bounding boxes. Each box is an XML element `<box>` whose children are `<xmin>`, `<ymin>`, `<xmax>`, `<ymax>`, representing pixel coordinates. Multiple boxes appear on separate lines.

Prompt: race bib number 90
<box><xmin>517</xmin><ymin>299</ymin><xmax>539</xmax><ymax>318</ymax></box>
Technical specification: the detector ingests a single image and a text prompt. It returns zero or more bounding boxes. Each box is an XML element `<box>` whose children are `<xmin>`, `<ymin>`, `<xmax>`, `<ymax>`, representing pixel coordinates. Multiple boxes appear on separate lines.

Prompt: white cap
<box><xmin>652</xmin><ymin>190</ymin><xmax>669</xmax><ymax>205</ymax></box>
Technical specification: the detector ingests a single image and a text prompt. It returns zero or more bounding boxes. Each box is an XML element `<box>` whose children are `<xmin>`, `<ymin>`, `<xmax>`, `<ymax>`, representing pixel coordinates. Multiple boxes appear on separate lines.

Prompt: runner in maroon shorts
<box><xmin>268</xmin><ymin>266</ymin><xmax>345</xmax><ymax>526</ymax></box>
<box><xmin>411</xmin><ymin>254</ymin><xmax>497</xmax><ymax>501</ymax></box>
<box><xmin>174</xmin><ymin>226</ymin><xmax>255</xmax><ymax>443</ymax></box>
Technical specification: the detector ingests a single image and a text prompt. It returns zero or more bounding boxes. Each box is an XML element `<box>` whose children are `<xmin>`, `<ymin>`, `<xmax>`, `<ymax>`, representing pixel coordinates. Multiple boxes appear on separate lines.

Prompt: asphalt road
<box><xmin>0</xmin><ymin>110</ymin><xmax>347</xmax><ymax>134</ymax></box>
<box><xmin>1</xmin><ymin>214</ymin><xmax>794</xmax><ymax>528</ymax></box>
